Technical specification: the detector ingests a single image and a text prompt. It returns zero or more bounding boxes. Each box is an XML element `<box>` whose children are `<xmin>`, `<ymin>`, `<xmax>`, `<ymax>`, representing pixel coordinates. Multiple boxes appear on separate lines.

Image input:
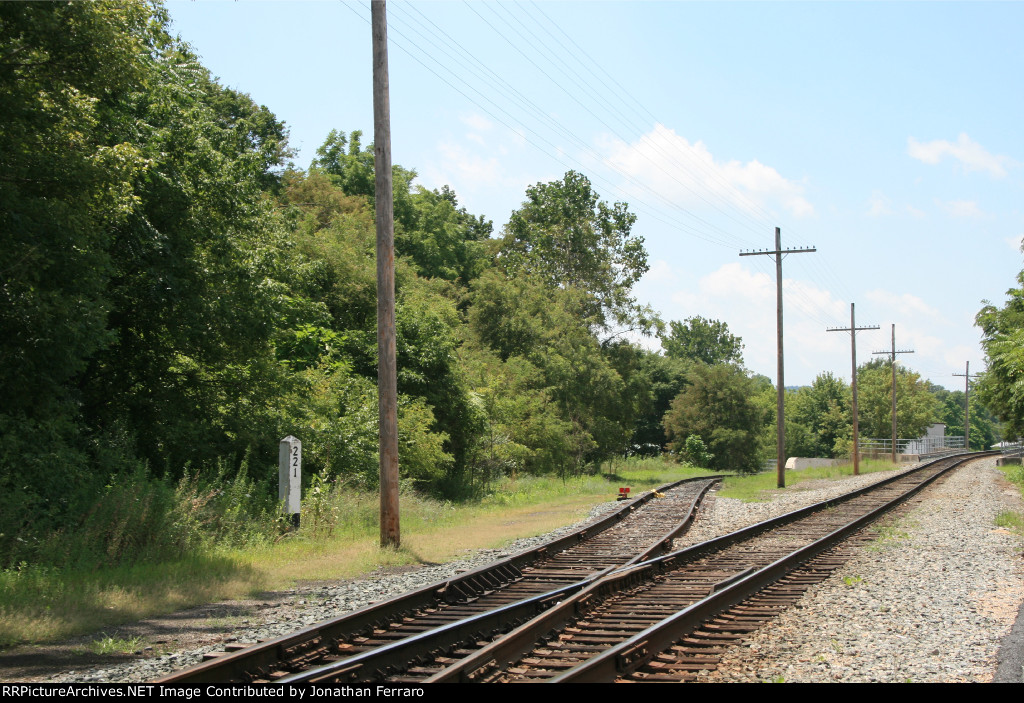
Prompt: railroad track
<box><xmin>157</xmin><ymin>475</ymin><xmax>721</xmax><ymax>684</ymax></box>
<box><xmin>425</xmin><ymin>452</ymin><xmax>994</xmax><ymax>683</ymax></box>
<box><xmin>274</xmin><ymin>452</ymin><xmax>990</xmax><ymax>684</ymax></box>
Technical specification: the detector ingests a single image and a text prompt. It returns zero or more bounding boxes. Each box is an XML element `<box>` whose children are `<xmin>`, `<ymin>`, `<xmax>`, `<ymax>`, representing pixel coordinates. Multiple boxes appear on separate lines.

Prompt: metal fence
<box><xmin>858</xmin><ymin>435</ymin><xmax>965</xmax><ymax>457</ymax></box>
<box><xmin>1000</xmin><ymin>442</ymin><xmax>1023</xmax><ymax>457</ymax></box>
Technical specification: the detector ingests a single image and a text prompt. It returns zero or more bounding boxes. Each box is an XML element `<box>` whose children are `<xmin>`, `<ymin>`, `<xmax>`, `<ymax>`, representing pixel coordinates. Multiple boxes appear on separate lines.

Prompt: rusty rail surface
<box><xmin>157</xmin><ymin>475</ymin><xmax>723</xmax><ymax>683</ymax></box>
<box><xmin>420</xmin><ymin>452</ymin><xmax>992</xmax><ymax>683</ymax></box>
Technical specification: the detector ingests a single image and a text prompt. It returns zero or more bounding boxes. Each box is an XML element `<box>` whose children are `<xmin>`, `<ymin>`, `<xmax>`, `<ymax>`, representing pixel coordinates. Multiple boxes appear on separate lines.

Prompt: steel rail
<box><xmin>554</xmin><ymin>452</ymin><xmax>990</xmax><ymax>682</ymax></box>
<box><xmin>156</xmin><ymin>475</ymin><xmax>722</xmax><ymax>683</ymax></box>
<box><xmin>272</xmin><ymin>477</ymin><xmax>721</xmax><ymax>684</ymax></box>
<box><xmin>425</xmin><ymin>451</ymin><xmax>994</xmax><ymax>683</ymax></box>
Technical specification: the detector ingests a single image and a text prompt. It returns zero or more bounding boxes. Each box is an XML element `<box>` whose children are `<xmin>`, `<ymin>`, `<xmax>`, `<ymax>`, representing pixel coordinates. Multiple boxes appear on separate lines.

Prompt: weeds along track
<box><xmin>156</xmin><ymin>476</ymin><xmax>721</xmax><ymax>684</ymax></box>
<box><xmin>414</xmin><ymin>453</ymin><xmax>994</xmax><ymax>684</ymax></box>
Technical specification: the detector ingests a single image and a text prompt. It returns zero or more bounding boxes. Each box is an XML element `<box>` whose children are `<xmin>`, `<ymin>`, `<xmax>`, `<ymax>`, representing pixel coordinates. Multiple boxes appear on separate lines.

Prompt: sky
<box><xmin>165</xmin><ymin>0</ymin><xmax>1024</xmax><ymax>389</ymax></box>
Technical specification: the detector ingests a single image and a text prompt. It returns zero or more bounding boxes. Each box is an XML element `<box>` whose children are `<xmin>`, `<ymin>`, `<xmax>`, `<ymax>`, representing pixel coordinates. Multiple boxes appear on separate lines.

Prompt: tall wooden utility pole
<box><xmin>872</xmin><ymin>325</ymin><xmax>914</xmax><ymax>463</ymax></box>
<box><xmin>740</xmin><ymin>227</ymin><xmax>815</xmax><ymax>488</ymax></box>
<box><xmin>827</xmin><ymin>303</ymin><xmax>878</xmax><ymax>475</ymax></box>
<box><xmin>952</xmin><ymin>362</ymin><xmax>979</xmax><ymax>451</ymax></box>
<box><xmin>373</xmin><ymin>0</ymin><xmax>400</xmax><ymax>548</ymax></box>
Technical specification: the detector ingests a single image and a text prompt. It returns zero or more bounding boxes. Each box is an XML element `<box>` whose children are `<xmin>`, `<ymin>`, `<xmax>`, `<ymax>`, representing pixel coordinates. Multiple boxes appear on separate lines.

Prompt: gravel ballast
<box><xmin>697</xmin><ymin>458</ymin><xmax>1024</xmax><ymax>683</ymax></box>
<box><xmin>9</xmin><ymin>459</ymin><xmax>1023</xmax><ymax>684</ymax></box>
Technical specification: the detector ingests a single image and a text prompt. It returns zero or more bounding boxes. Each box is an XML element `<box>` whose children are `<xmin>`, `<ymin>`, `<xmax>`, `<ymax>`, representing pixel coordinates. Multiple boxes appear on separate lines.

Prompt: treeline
<box><xmin>0</xmin><ymin>2</ymin><xmax>673</xmax><ymax>568</ymax></box>
<box><xmin>649</xmin><ymin>320</ymin><xmax>999</xmax><ymax>474</ymax></box>
<box><xmin>976</xmin><ymin>248</ymin><xmax>1024</xmax><ymax>442</ymax></box>
<box><xmin>0</xmin><ymin>3</ymin><xmax>999</xmax><ymax>571</ymax></box>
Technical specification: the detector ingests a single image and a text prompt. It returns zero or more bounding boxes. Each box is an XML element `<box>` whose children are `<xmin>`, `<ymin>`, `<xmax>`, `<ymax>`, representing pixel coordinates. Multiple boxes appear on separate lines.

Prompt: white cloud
<box><xmin>906</xmin><ymin>204</ymin><xmax>926</xmax><ymax>218</ymax></box>
<box><xmin>601</xmin><ymin>124</ymin><xmax>814</xmax><ymax>218</ymax></box>
<box><xmin>460</xmin><ymin>113</ymin><xmax>493</xmax><ymax>132</ymax></box>
<box><xmin>431</xmin><ymin>142</ymin><xmax>503</xmax><ymax>186</ymax></box>
<box><xmin>865</xmin><ymin>290</ymin><xmax>943</xmax><ymax>322</ymax></box>
<box><xmin>867</xmin><ymin>190</ymin><xmax>892</xmax><ymax>217</ymax></box>
<box><xmin>936</xmin><ymin>199</ymin><xmax>984</xmax><ymax>218</ymax></box>
<box><xmin>941</xmin><ymin>344</ymin><xmax>981</xmax><ymax>371</ymax></box>
<box><xmin>1006</xmin><ymin>236</ymin><xmax>1023</xmax><ymax>252</ymax></box>
<box><xmin>907</xmin><ymin>133</ymin><xmax>1013</xmax><ymax>178</ymax></box>
<box><xmin>643</xmin><ymin>259</ymin><xmax>676</xmax><ymax>284</ymax></box>
<box><xmin>659</xmin><ymin>262</ymin><xmax>851</xmax><ymax>384</ymax></box>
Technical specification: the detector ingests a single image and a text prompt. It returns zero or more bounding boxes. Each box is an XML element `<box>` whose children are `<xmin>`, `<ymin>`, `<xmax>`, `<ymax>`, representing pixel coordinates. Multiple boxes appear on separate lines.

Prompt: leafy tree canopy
<box><xmin>629</xmin><ymin>351</ymin><xmax>690</xmax><ymax>454</ymax></box>
<box><xmin>661</xmin><ymin>316</ymin><xmax>744</xmax><ymax>366</ymax></box>
<box><xmin>856</xmin><ymin>359</ymin><xmax>939</xmax><ymax>440</ymax></box>
<box><xmin>499</xmin><ymin>170</ymin><xmax>649</xmax><ymax>330</ymax></box>
<box><xmin>468</xmin><ymin>269</ymin><xmax>643</xmax><ymax>473</ymax></box>
<box><xmin>976</xmin><ymin>263</ymin><xmax>1024</xmax><ymax>439</ymax></box>
<box><xmin>663</xmin><ymin>363</ymin><xmax>765</xmax><ymax>473</ymax></box>
<box><xmin>929</xmin><ymin>383</ymin><xmax>999</xmax><ymax>450</ymax></box>
<box><xmin>786</xmin><ymin>372</ymin><xmax>851</xmax><ymax>458</ymax></box>
<box><xmin>311</xmin><ymin>131</ymin><xmax>492</xmax><ymax>285</ymax></box>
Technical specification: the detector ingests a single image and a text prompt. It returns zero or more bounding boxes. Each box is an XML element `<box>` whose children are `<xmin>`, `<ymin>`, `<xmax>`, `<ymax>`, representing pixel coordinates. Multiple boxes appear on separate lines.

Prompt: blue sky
<box><xmin>166</xmin><ymin>0</ymin><xmax>1024</xmax><ymax>389</ymax></box>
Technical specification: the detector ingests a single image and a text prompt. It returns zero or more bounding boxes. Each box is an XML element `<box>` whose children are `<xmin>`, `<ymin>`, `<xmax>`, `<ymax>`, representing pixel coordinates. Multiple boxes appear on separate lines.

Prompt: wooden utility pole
<box><xmin>952</xmin><ymin>362</ymin><xmax>980</xmax><ymax>451</ymax></box>
<box><xmin>373</xmin><ymin>0</ymin><xmax>400</xmax><ymax>548</ymax></box>
<box><xmin>740</xmin><ymin>227</ymin><xmax>815</xmax><ymax>488</ymax></box>
<box><xmin>872</xmin><ymin>325</ymin><xmax>914</xmax><ymax>463</ymax></box>
<box><xmin>827</xmin><ymin>303</ymin><xmax>879</xmax><ymax>475</ymax></box>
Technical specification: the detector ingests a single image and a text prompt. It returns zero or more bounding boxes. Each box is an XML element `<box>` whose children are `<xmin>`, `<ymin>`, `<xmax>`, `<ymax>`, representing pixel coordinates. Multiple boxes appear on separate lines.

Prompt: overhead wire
<box><xmin>344</xmin><ymin>0</ymin><xmax>857</xmax><ymax>332</ymax></box>
<box><xmin>522</xmin><ymin>0</ymin><xmax>782</xmax><ymax>236</ymax></box>
<box><xmin>383</xmin><ymin>0</ymin><xmax>805</xmax><ymax>253</ymax></box>
<box><xmin>471</xmin><ymin>0</ymin><xmax>772</xmax><ymax>246</ymax></box>
<box><xmin>506</xmin><ymin>2</ymin><xmax>859</xmax><ymax>329</ymax></box>
<box><xmin>345</xmin><ymin>1</ymin><xmax>703</xmax><ymax>242</ymax></box>
<box><xmin>380</xmin><ymin>1</ymin><xmax>755</xmax><ymax>248</ymax></box>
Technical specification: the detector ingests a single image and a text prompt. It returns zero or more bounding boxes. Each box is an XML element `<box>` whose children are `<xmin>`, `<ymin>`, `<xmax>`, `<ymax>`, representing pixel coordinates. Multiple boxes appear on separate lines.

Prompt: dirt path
<box><xmin>0</xmin><ymin>589</ymin><xmax>311</xmax><ymax>682</ymax></box>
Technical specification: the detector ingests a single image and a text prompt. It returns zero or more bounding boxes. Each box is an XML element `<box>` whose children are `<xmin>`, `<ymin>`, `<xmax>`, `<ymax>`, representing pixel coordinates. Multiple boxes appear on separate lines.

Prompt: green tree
<box><xmin>468</xmin><ymin>269</ymin><xmax>643</xmax><ymax>475</ymax></box>
<box><xmin>281</xmin><ymin>167</ymin><xmax>479</xmax><ymax>492</ymax></box>
<box><xmin>499</xmin><ymin>170</ymin><xmax>649</xmax><ymax>330</ymax></box>
<box><xmin>976</xmin><ymin>265</ymin><xmax>1024</xmax><ymax>439</ymax></box>
<box><xmin>311</xmin><ymin>128</ymin><xmax>418</xmax><ymax>234</ymax></box>
<box><xmin>311</xmin><ymin>129</ymin><xmax>375</xmax><ymax>198</ymax></box>
<box><xmin>930</xmin><ymin>383</ymin><xmax>999</xmax><ymax>451</ymax></box>
<box><xmin>312</xmin><ymin>132</ymin><xmax>492</xmax><ymax>286</ymax></box>
<box><xmin>399</xmin><ymin>185</ymin><xmax>493</xmax><ymax>284</ymax></box>
<box><xmin>661</xmin><ymin>316</ymin><xmax>744</xmax><ymax>366</ymax></box>
<box><xmin>0</xmin><ymin>0</ymin><xmax>155</xmax><ymax>538</ymax></box>
<box><xmin>663</xmin><ymin>363</ymin><xmax>766</xmax><ymax>473</ymax></box>
<box><xmin>786</xmin><ymin>373</ymin><xmax>852</xmax><ymax>458</ymax></box>
<box><xmin>77</xmin><ymin>33</ymin><xmax>297</xmax><ymax>476</ymax></box>
<box><xmin>630</xmin><ymin>352</ymin><xmax>690</xmax><ymax>454</ymax></box>
<box><xmin>460</xmin><ymin>347</ymin><xmax>574</xmax><ymax>485</ymax></box>
<box><xmin>856</xmin><ymin>360</ymin><xmax>939</xmax><ymax>440</ymax></box>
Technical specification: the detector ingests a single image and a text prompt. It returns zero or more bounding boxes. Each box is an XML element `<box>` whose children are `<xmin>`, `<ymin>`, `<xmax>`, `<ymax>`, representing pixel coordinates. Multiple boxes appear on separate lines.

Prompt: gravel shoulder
<box><xmin>2</xmin><ymin>459</ymin><xmax>1020</xmax><ymax>684</ymax></box>
<box><xmin>697</xmin><ymin>458</ymin><xmax>1024</xmax><ymax>683</ymax></box>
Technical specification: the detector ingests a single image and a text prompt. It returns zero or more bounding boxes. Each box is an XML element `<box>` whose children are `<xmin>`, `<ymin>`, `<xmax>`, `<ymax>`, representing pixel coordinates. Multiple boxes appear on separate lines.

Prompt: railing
<box><xmin>859</xmin><ymin>436</ymin><xmax>965</xmax><ymax>456</ymax></box>
<box><xmin>1000</xmin><ymin>442</ymin><xmax>1023</xmax><ymax>457</ymax></box>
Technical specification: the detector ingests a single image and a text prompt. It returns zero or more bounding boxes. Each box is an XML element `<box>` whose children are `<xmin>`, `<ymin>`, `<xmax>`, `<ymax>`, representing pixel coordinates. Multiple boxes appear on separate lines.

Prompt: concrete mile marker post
<box><xmin>279</xmin><ymin>436</ymin><xmax>301</xmax><ymax>528</ymax></box>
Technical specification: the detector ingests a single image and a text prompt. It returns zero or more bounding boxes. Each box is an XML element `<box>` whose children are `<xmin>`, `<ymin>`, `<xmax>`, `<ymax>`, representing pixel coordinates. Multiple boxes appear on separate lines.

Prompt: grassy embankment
<box><xmin>0</xmin><ymin>456</ymin><xmax>900</xmax><ymax>648</ymax></box>
<box><xmin>716</xmin><ymin>457</ymin><xmax>900</xmax><ymax>501</ymax></box>
<box><xmin>0</xmin><ymin>459</ymin><xmax>708</xmax><ymax>646</ymax></box>
<box><xmin>995</xmin><ymin>461</ymin><xmax>1024</xmax><ymax>534</ymax></box>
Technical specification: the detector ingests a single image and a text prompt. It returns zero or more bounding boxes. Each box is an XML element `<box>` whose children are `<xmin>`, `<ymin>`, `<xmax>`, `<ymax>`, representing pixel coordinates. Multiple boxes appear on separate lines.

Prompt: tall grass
<box><xmin>0</xmin><ymin>457</ymin><xmax>716</xmax><ymax>646</ymax></box>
